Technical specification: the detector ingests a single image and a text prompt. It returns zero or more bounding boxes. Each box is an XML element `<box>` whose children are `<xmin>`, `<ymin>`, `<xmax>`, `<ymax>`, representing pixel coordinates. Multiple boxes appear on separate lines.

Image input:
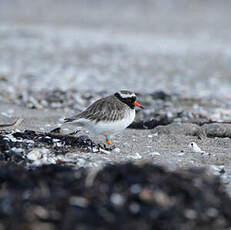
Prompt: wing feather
<box><xmin>64</xmin><ymin>96</ymin><xmax>126</xmax><ymax>123</ymax></box>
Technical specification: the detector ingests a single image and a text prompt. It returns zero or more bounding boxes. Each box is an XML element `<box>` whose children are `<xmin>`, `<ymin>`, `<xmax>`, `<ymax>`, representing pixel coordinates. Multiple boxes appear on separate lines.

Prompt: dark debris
<box><xmin>0</xmin><ymin>163</ymin><xmax>230</xmax><ymax>230</ymax></box>
<box><xmin>151</xmin><ymin>90</ymin><xmax>172</xmax><ymax>100</ymax></box>
<box><xmin>0</xmin><ymin>130</ymin><xmax>100</xmax><ymax>164</ymax></box>
<box><xmin>128</xmin><ymin>116</ymin><xmax>172</xmax><ymax>129</ymax></box>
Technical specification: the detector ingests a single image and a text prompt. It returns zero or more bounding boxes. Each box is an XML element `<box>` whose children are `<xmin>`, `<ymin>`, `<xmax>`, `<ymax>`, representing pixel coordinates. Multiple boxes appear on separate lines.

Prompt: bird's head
<box><xmin>114</xmin><ymin>90</ymin><xmax>144</xmax><ymax>109</ymax></box>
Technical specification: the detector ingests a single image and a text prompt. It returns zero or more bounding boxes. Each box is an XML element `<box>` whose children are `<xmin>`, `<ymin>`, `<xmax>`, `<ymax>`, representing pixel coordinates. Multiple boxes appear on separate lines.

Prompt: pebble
<box><xmin>43</xmin><ymin>154</ymin><xmax>57</xmax><ymax>164</ymax></box>
<box><xmin>128</xmin><ymin>153</ymin><xmax>142</xmax><ymax>160</ymax></box>
<box><xmin>55</xmin><ymin>142</ymin><xmax>64</xmax><ymax>147</ymax></box>
<box><xmin>65</xmin><ymin>152</ymin><xmax>78</xmax><ymax>160</ymax></box>
<box><xmin>149</xmin><ymin>152</ymin><xmax>161</xmax><ymax>157</ymax></box>
<box><xmin>33</xmin><ymin>206</ymin><xmax>49</xmax><ymax>219</ymax></box>
<box><xmin>4</xmin><ymin>134</ymin><xmax>21</xmax><ymax>142</ymax></box>
<box><xmin>130</xmin><ymin>184</ymin><xmax>141</xmax><ymax>194</ymax></box>
<box><xmin>112</xmin><ymin>147</ymin><xmax>120</xmax><ymax>153</ymax></box>
<box><xmin>209</xmin><ymin>165</ymin><xmax>225</xmax><ymax>176</ymax></box>
<box><xmin>10</xmin><ymin>147</ymin><xmax>24</xmax><ymax>154</ymax></box>
<box><xmin>92</xmin><ymin>147</ymin><xmax>100</xmax><ymax>153</ymax></box>
<box><xmin>110</xmin><ymin>193</ymin><xmax>125</xmax><ymax>206</ymax></box>
<box><xmin>31</xmin><ymin>158</ymin><xmax>52</xmax><ymax>167</ymax></box>
<box><xmin>27</xmin><ymin>148</ymin><xmax>50</xmax><ymax>163</ymax></box>
<box><xmin>53</xmin><ymin>139</ymin><xmax>60</xmax><ymax>142</ymax></box>
<box><xmin>24</xmin><ymin>139</ymin><xmax>35</xmax><ymax>144</ymax></box>
<box><xmin>129</xmin><ymin>202</ymin><xmax>140</xmax><ymax>214</ymax></box>
<box><xmin>77</xmin><ymin>158</ymin><xmax>87</xmax><ymax>167</ymax></box>
<box><xmin>69</xmin><ymin>196</ymin><xmax>89</xmax><ymax>207</ymax></box>
<box><xmin>56</xmin><ymin>154</ymin><xmax>76</xmax><ymax>163</ymax></box>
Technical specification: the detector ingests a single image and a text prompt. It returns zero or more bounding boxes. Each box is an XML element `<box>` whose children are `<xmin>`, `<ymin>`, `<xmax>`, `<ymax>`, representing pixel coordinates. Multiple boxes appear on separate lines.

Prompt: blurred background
<box><xmin>0</xmin><ymin>0</ymin><xmax>231</xmax><ymax>98</ymax></box>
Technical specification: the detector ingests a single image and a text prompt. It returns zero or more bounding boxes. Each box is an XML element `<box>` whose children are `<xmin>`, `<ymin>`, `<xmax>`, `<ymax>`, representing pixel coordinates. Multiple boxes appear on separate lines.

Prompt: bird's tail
<box><xmin>64</xmin><ymin>114</ymin><xmax>81</xmax><ymax>123</ymax></box>
<box><xmin>63</xmin><ymin>117</ymin><xmax>74</xmax><ymax>123</ymax></box>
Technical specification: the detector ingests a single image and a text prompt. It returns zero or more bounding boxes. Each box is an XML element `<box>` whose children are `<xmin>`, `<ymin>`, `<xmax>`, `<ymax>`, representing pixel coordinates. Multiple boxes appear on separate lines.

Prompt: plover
<box><xmin>64</xmin><ymin>90</ymin><xmax>143</xmax><ymax>144</ymax></box>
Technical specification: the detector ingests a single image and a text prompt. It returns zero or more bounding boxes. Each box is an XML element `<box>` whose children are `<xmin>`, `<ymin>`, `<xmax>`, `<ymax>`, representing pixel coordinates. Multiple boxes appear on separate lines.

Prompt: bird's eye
<box><xmin>126</xmin><ymin>98</ymin><xmax>132</xmax><ymax>103</ymax></box>
<box><xmin>191</xmin><ymin>143</ymin><xmax>193</xmax><ymax>146</ymax></box>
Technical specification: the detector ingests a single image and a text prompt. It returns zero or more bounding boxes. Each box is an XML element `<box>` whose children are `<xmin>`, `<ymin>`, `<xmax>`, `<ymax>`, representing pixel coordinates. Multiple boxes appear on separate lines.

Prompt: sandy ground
<box><xmin>1</xmin><ymin>100</ymin><xmax>231</xmax><ymax>196</ymax></box>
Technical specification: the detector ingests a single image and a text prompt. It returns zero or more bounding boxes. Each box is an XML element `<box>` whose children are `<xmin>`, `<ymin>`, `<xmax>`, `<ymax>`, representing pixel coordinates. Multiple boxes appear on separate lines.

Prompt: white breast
<box><xmin>73</xmin><ymin>109</ymin><xmax>135</xmax><ymax>136</ymax></box>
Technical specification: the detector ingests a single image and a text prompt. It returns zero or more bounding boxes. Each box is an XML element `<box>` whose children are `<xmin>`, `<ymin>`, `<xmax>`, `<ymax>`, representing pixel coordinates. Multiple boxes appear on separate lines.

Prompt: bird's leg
<box><xmin>105</xmin><ymin>136</ymin><xmax>111</xmax><ymax>145</ymax></box>
<box><xmin>104</xmin><ymin>136</ymin><xmax>116</xmax><ymax>151</ymax></box>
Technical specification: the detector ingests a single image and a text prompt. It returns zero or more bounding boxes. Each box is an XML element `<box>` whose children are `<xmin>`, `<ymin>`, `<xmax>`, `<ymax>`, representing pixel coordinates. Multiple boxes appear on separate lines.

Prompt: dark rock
<box><xmin>45</xmin><ymin>89</ymin><xmax>67</xmax><ymax>103</ymax></box>
<box><xmin>151</xmin><ymin>91</ymin><xmax>171</xmax><ymax>100</ymax></box>
<box><xmin>153</xmin><ymin>123</ymin><xmax>204</xmax><ymax>137</ymax></box>
<box><xmin>202</xmin><ymin>124</ymin><xmax>231</xmax><ymax>138</ymax></box>
<box><xmin>128</xmin><ymin>117</ymin><xmax>172</xmax><ymax>129</ymax></box>
<box><xmin>0</xmin><ymin>130</ymin><xmax>99</xmax><ymax>164</ymax></box>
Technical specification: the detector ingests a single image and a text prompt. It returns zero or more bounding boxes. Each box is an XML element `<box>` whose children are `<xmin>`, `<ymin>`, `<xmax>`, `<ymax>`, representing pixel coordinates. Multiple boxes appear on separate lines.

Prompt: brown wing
<box><xmin>64</xmin><ymin>96</ymin><xmax>126</xmax><ymax>123</ymax></box>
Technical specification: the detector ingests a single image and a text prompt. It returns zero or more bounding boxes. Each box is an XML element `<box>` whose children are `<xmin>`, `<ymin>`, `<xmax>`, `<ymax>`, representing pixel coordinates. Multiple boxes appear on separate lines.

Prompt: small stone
<box><xmin>130</xmin><ymin>184</ymin><xmax>141</xmax><ymax>194</ymax></box>
<box><xmin>185</xmin><ymin>209</ymin><xmax>197</xmax><ymax>219</ymax></box>
<box><xmin>207</xmin><ymin>208</ymin><xmax>218</xmax><ymax>218</ymax></box>
<box><xmin>34</xmin><ymin>206</ymin><xmax>49</xmax><ymax>219</ymax></box>
<box><xmin>69</xmin><ymin>196</ymin><xmax>88</xmax><ymax>207</ymax></box>
<box><xmin>27</xmin><ymin>148</ymin><xmax>49</xmax><ymax>161</ymax></box>
<box><xmin>56</xmin><ymin>142</ymin><xmax>64</xmax><ymax>147</ymax></box>
<box><xmin>77</xmin><ymin>158</ymin><xmax>86</xmax><ymax>167</ymax></box>
<box><xmin>129</xmin><ymin>202</ymin><xmax>140</xmax><ymax>213</ymax></box>
<box><xmin>53</xmin><ymin>139</ymin><xmax>60</xmax><ymax>142</ymax></box>
<box><xmin>24</xmin><ymin>139</ymin><xmax>34</xmax><ymax>144</ymax></box>
<box><xmin>128</xmin><ymin>153</ymin><xmax>142</xmax><ymax>160</ymax></box>
<box><xmin>149</xmin><ymin>152</ymin><xmax>161</xmax><ymax>157</ymax></box>
<box><xmin>112</xmin><ymin>147</ymin><xmax>120</xmax><ymax>153</ymax></box>
<box><xmin>10</xmin><ymin>147</ymin><xmax>24</xmax><ymax>154</ymax></box>
<box><xmin>209</xmin><ymin>165</ymin><xmax>225</xmax><ymax>175</ymax></box>
<box><xmin>110</xmin><ymin>193</ymin><xmax>125</xmax><ymax>206</ymax></box>
<box><xmin>4</xmin><ymin>134</ymin><xmax>20</xmax><ymax>142</ymax></box>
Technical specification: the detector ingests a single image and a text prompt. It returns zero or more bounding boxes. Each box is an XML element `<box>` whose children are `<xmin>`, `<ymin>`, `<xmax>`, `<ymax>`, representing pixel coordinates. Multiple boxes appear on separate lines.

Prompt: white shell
<box><xmin>188</xmin><ymin>142</ymin><xmax>204</xmax><ymax>153</ymax></box>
